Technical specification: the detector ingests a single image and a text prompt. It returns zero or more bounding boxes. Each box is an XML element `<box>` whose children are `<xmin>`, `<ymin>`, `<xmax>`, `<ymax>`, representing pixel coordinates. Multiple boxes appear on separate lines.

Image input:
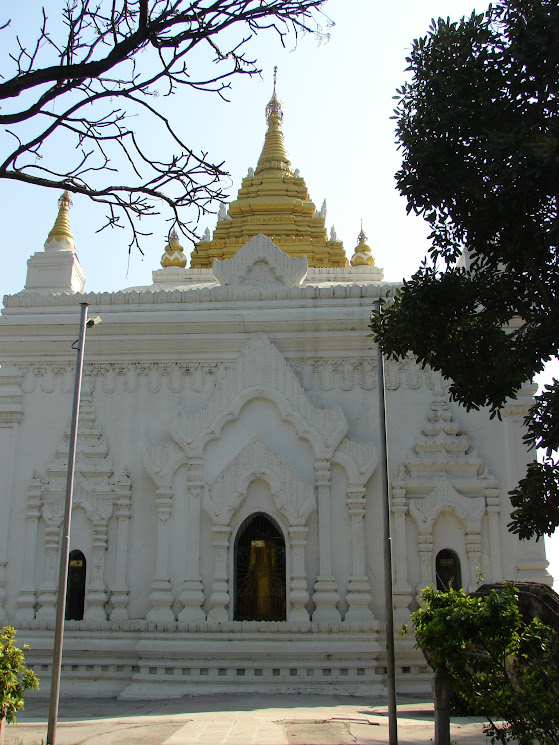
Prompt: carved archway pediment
<box><xmin>203</xmin><ymin>435</ymin><xmax>315</xmax><ymax>527</ymax></box>
<box><xmin>213</xmin><ymin>234</ymin><xmax>308</xmax><ymax>288</ymax></box>
<box><xmin>408</xmin><ymin>477</ymin><xmax>486</xmax><ymax>532</ymax></box>
<box><xmin>170</xmin><ymin>334</ymin><xmax>348</xmax><ymax>458</ymax></box>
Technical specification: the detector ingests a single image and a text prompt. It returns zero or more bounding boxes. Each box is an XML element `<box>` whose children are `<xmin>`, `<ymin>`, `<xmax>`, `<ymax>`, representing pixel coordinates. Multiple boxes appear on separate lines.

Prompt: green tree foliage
<box><xmin>408</xmin><ymin>586</ymin><xmax>559</xmax><ymax>744</ymax></box>
<box><xmin>0</xmin><ymin>626</ymin><xmax>39</xmax><ymax>726</ymax></box>
<box><xmin>370</xmin><ymin>0</ymin><xmax>559</xmax><ymax>539</ymax></box>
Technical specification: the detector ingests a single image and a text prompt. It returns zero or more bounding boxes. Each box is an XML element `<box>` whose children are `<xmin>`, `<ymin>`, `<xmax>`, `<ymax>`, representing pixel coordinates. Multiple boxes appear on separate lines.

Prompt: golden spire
<box><xmin>161</xmin><ymin>228</ymin><xmax>187</xmax><ymax>268</ymax></box>
<box><xmin>46</xmin><ymin>190</ymin><xmax>74</xmax><ymax>245</ymax></box>
<box><xmin>256</xmin><ymin>66</ymin><xmax>291</xmax><ymax>176</ymax></box>
<box><xmin>350</xmin><ymin>222</ymin><xmax>375</xmax><ymax>266</ymax></box>
<box><xmin>190</xmin><ymin>71</ymin><xmax>348</xmax><ymax>269</ymax></box>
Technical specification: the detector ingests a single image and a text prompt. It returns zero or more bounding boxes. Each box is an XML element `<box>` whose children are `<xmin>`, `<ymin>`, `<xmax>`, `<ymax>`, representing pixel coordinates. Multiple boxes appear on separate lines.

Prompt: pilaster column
<box><xmin>466</xmin><ymin>530</ymin><xmax>483</xmax><ymax>592</ymax></box>
<box><xmin>36</xmin><ymin>522</ymin><xmax>61</xmax><ymax>620</ymax></box>
<box><xmin>207</xmin><ymin>525</ymin><xmax>231</xmax><ymax>623</ymax></box>
<box><xmin>344</xmin><ymin>488</ymin><xmax>373</xmax><ymax>622</ymax></box>
<box><xmin>110</xmin><ymin>484</ymin><xmax>132</xmax><ymax>621</ymax></box>
<box><xmin>312</xmin><ymin>459</ymin><xmax>340</xmax><ymax>622</ymax></box>
<box><xmin>288</xmin><ymin>526</ymin><xmax>310</xmax><ymax>622</ymax></box>
<box><xmin>178</xmin><ymin>457</ymin><xmax>206</xmax><ymax>623</ymax></box>
<box><xmin>0</xmin><ymin>375</ymin><xmax>23</xmax><ymax>622</ymax></box>
<box><xmin>147</xmin><ymin>487</ymin><xmax>175</xmax><ymax>623</ymax></box>
<box><xmin>15</xmin><ymin>474</ymin><xmax>42</xmax><ymax>621</ymax></box>
<box><xmin>485</xmin><ymin>489</ymin><xmax>502</xmax><ymax>583</ymax></box>
<box><xmin>83</xmin><ymin>523</ymin><xmax>108</xmax><ymax>621</ymax></box>
<box><xmin>415</xmin><ymin>532</ymin><xmax>433</xmax><ymax>603</ymax></box>
<box><xmin>391</xmin><ymin>485</ymin><xmax>413</xmax><ymax>626</ymax></box>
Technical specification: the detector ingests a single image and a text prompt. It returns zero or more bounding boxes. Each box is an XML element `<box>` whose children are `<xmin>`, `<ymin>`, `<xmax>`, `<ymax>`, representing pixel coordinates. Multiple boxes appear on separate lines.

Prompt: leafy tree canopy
<box><xmin>370</xmin><ymin>0</ymin><xmax>559</xmax><ymax>539</ymax></box>
<box><xmin>0</xmin><ymin>0</ymin><xmax>327</xmax><ymax>249</ymax></box>
<box><xmin>408</xmin><ymin>586</ymin><xmax>559</xmax><ymax>744</ymax></box>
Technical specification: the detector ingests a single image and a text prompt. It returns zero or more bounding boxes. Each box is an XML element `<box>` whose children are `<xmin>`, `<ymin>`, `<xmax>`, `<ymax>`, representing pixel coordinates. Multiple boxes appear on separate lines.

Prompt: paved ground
<box><xmin>3</xmin><ymin>693</ymin><xmax>502</xmax><ymax>745</ymax></box>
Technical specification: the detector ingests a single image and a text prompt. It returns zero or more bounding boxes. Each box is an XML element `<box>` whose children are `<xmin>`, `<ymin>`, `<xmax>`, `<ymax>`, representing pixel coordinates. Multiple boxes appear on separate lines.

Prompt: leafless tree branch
<box><xmin>0</xmin><ymin>0</ymin><xmax>330</xmax><ymax>249</ymax></box>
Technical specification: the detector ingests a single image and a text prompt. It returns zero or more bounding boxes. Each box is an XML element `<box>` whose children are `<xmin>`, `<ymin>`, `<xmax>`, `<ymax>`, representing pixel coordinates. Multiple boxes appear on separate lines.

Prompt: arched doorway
<box><xmin>436</xmin><ymin>549</ymin><xmax>462</xmax><ymax>591</ymax></box>
<box><xmin>66</xmin><ymin>549</ymin><xmax>86</xmax><ymax>620</ymax></box>
<box><xmin>234</xmin><ymin>513</ymin><xmax>286</xmax><ymax>621</ymax></box>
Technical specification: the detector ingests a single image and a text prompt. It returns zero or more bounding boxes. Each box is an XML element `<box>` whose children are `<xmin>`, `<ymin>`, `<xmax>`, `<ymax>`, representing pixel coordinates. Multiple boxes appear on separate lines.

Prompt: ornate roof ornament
<box><xmin>160</xmin><ymin>228</ymin><xmax>187</xmax><ymax>268</ymax></box>
<box><xmin>46</xmin><ymin>190</ymin><xmax>75</xmax><ymax>249</ymax></box>
<box><xmin>265</xmin><ymin>66</ymin><xmax>283</xmax><ymax>124</ymax></box>
<box><xmin>350</xmin><ymin>222</ymin><xmax>375</xmax><ymax>267</ymax></box>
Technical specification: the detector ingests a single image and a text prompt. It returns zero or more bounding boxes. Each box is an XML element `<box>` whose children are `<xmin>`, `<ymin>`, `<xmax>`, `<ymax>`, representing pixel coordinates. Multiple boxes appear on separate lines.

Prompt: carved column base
<box><xmin>36</xmin><ymin>588</ymin><xmax>57</xmax><ymax>620</ymax></box>
<box><xmin>178</xmin><ymin>579</ymin><xmax>206</xmax><ymax>623</ymax></box>
<box><xmin>207</xmin><ymin>580</ymin><xmax>229</xmax><ymax>623</ymax></box>
<box><xmin>84</xmin><ymin>588</ymin><xmax>108</xmax><ymax>622</ymax></box>
<box><xmin>147</xmin><ymin>579</ymin><xmax>175</xmax><ymax>623</ymax></box>
<box><xmin>312</xmin><ymin>576</ymin><xmax>340</xmax><ymax>622</ymax></box>
<box><xmin>344</xmin><ymin>577</ymin><xmax>374</xmax><ymax>622</ymax></box>
<box><xmin>288</xmin><ymin>579</ymin><xmax>310</xmax><ymax>622</ymax></box>
<box><xmin>110</xmin><ymin>588</ymin><xmax>130</xmax><ymax>621</ymax></box>
<box><xmin>15</xmin><ymin>586</ymin><xmax>37</xmax><ymax>621</ymax></box>
<box><xmin>393</xmin><ymin>583</ymin><xmax>413</xmax><ymax>628</ymax></box>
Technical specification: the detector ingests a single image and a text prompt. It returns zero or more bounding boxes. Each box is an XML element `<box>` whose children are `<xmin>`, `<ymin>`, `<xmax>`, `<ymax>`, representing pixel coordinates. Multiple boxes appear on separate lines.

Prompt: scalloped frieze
<box><xmin>17</xmin><ymin>357</ymin><xmax>439</xmax><ymax>394</ymax></box>
<box><xmin>171</xmin><ymin>334</ymin><xmax>348</xmax><ymax>457</ymax></box>
<box><xmin>203</xmin><ymin>435</ymin><xmax>315</xmax><ymax>526</ymax></box>
<box><xmin>213</xmin><ymin>234</ymin><xmax>308</xmax><ymax>288</ymax></box>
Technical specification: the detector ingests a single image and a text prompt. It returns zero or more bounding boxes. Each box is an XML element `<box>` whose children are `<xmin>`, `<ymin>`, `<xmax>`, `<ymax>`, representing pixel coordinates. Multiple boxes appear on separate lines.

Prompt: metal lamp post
<box><xmin>46</xmin><ymin>302</ymin><xmax>100</xmax><ymax>745</ymax></box>
<box><xmin>375</xmin><ymin>299</ymin><xmax>398</xmax><ymax>745</ymax></box>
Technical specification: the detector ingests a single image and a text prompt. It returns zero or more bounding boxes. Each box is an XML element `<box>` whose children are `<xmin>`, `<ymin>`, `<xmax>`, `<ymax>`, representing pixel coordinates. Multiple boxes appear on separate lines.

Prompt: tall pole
<box><xmin>46</xmin><ymin>302</ymin><xmax>89</xmax><ymax>745</ymax></box>
<box><xmin>375</xmin><ymin>300</ymin><xmax>398</xmax><ymax>745</ymax></box>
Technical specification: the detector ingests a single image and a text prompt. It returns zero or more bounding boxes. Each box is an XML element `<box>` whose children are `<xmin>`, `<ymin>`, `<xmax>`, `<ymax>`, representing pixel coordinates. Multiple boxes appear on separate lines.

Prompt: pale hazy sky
<box><xmin>1</xmin><ymin>0</ymin><xmax>557</xmax><ymax>586</ymax></box>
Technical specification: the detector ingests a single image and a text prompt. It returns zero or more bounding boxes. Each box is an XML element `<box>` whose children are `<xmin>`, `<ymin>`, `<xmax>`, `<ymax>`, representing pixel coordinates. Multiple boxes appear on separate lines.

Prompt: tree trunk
<box><xmin>432</xmin><ymin>668</ymin><xmax>452</xmax><ymax>745</ymax></box>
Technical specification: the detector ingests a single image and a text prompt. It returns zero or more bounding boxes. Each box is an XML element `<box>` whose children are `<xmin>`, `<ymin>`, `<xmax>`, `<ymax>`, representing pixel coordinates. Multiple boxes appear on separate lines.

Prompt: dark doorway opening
<box><xmin>234</xmin><ymin>513</ymin><xmax>286</xmax><ymax>621</ymax></box>
<box><xmin>66</xmin><ymin>549</ymin><xmax>86</xmax><ymax>620</ymax></box>
<box><xmin>436</xmin><ymin>549</ymin><xmax>462</xmax><ymax>591</ymax></box>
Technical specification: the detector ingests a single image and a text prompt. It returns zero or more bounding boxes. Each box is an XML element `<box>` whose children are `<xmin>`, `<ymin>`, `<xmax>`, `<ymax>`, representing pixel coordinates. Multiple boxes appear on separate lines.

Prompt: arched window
<box><xmin>234</xmin><ymin>513</ymin><xmax>286</xmax><ymax>621</ymax></box>
<box><xmin>65</xmin><ymin>549</ymin><xmax>86</xmax><ymax>621</ymax></box>
<box><xmin>436</xmin><ymin>549</ymin><xmax>462</xmax><ymax>592</ymax></box>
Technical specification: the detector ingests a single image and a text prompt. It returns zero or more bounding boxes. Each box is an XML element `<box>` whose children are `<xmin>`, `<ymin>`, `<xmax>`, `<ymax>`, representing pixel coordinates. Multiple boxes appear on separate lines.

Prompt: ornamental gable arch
<box><xmin>17</xmin><ymin>391</ymin><xmax>132</xmax><ymax>625</ymax></box>
<box><xmin>390</xmin><ymin>385</ymin><xmax>502</xmax><ymax>619</ymax></box>
<box><xmin>169</xmin><ymin>334</ymin><xmax>348</xmax><ymax>460</ymax></box>
<box><xmin>203</xmin><ymin>435</ymin><xmax>315</xmax><ymax>527</ymax></box>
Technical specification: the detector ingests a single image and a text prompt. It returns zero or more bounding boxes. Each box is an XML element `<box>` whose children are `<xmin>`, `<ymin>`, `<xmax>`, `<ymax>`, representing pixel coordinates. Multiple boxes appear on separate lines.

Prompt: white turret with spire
<box><xmin>24</xmin><ymin>190</ymin><xmax>85</xmax><ymax>293</ymax></box>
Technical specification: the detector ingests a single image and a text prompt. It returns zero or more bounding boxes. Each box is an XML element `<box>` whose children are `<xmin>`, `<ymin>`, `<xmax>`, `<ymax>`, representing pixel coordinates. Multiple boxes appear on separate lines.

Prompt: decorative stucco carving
<box><xmin>203</xmin><ymin>435</ymin><xmax>315</xmax><ymax>526</ymax></box>
<box><xmin>18</xmin><ymin>357</ymin><xmax>441</xmax><ymax>396</ymax></box>
<box><xmin>408</xmin><ymin>476</ymin><xmax>486</xmax><ymax>533</ymax></box>
<box><xmin>170</xmin><ymin>334</ymin><xmax>348</xmax><ymax>458</ymax></box>
<box><xmin>332</xmin><ymin>438</ymin><xmax>379</xmax><ymax>487</ymax></box>
<box><xmin>37</xmin><ymin>392</ymin><xmax>132</xmax><ymax>524</ymax></box>
<box><xmin>143</xmin><ymin>439</ymin><xmax>186</xmax><ymax>488</ymax></box>
<box><xmin>213</xmin><ymin>234</ymin><xmax>308</xmax><ymax>288</ymax></box>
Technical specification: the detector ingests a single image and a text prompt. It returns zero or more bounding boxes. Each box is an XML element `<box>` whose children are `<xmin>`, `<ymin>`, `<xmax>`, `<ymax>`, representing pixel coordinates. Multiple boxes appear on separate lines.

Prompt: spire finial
<box><xmin>46</xmin><ymin>189</ymin><xmax>74</xmax><ymax>246</ymax></box>
<box><xmin>265</xmin><ymin>66</ymin><xmax>283</xmax><ymax>124</ymax></box>
<box><xmin>357</xmin><ymin>220</ymin><xmax>367</xmax><ymax>245</ymax></box>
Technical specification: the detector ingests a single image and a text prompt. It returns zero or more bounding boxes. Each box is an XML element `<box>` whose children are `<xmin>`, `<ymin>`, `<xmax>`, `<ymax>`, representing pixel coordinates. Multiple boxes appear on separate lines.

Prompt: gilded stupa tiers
<box><xmin>161</xmin><ymin>229</ymin><xmax>187</xmax><ymax>268</ymax></box>
<box><xmin>46</xmin><ymin>190</ymin><xmax>75</xmax><ymax>249</ymax></box>
<box><xmin>350</xmin><ymin>226</ymin><xmax>375</xmax><ymax>267</ymax></box>
<box><xmin>190</xmin><ymin>76</ymin><xmax>347</xmax><ymax>269</ymax></box>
